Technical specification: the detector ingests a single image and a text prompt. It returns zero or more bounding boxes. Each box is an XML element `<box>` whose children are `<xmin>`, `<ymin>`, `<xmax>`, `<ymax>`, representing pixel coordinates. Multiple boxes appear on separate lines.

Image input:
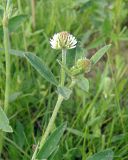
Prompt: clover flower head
<box><xmin>76</xmin><ymin>58</ymin><xmax>91</xmax><ymax>73</ymax></box>
<box><xmin>70</xmin><ymin>58</ymin><xmax>91</xmax><ymax>76</ymax></box>
<box><xmin>50</xmin><ymin>31</ymin><xmax>77</xmax><ymax>50</ymax></box>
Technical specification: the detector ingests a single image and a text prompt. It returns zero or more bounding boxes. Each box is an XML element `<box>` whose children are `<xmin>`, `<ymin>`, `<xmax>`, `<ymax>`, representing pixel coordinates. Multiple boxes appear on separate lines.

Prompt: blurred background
<box><xmin>0</xmin><ymin>0</ymin><xmax>128</xmax><ymax>159</ymax></box>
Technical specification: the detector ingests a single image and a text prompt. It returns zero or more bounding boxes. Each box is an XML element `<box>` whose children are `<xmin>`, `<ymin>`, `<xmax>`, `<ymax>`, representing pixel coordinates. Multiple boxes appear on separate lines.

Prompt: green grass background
<box><xmin>0</xmin><ymin>0</ymin><xmax>128</xmax><ymax>159</ymax></box>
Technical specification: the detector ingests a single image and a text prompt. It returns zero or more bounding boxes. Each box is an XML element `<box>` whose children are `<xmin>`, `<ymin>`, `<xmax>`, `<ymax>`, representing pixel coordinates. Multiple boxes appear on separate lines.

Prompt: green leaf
<box><xmin>1</xmin><ymin>49</ymin><xmax>58</xmax><ymax>86</ymax></box>
<box><xmin>57</xmin><ymin>86</ymin><xmax>72</xmax><ymax>100</ymax></box>
<box><xmin>76</xmin><ymin>75</ymin><xmax>89</xmax><ymax>92</ymax></box>
<box><xmin>37</xmin><ymin>123</ymin><xmax>67</xmax><ymax>159</ymax></box>
<box><xmin>25</xmin><ymin>52</ymin><xmax>58</xmax><ymax>86</ymax></box>
<box><xmin>0</xmin><ymin>15</ymin><xmax>27</xmax><ymax>38</ymax></box>
<box><xmin>0</xmin><ymin>48</ymin><xmax>25</xmax><ymax>57</ymax></box>
<box><xmin>15</xmin><ymin>121</ymin><xmax>25</xmax><ymax>148</ymax></box>
<box><xmin>67</xmin><ymin>127</ymin><xmax>84</xmax><ymax>137</ymax></box>
<box><xmin>66</xmin><ymin>48</ymin><xmax>76</xmax><ymax>67</ymax></box>
<box><xmin>87</xmin><ymin>149</ymin><xmax>114</xmax><ymax>160</ymax></box>
<box><xmin>90</xmin><ymin>44</ymin><xmax>111</xmax><ymax>65</ymax></box>
<box><xmin>9</xmin><ymin>15</ymin><xmax>27</xmax><ymax>32</ymax></box>
<box><xmin>49</xmin><ymin>146</ymin><xmax>59</xmax><ymax>160</ymax></box>
<box><xmin>0</xmin><ymin>106</ymin><xmax>13</xmax><ymax>133</ymax></box>
<box><xmin>9</xmin><ymin>91</ymin><xmax>22</xmax><ymax>103</ymax></box>
<box><xmin>9</xmin><ymin>49</ymin><xmax>25</xmax><ymax>57</ymax></box>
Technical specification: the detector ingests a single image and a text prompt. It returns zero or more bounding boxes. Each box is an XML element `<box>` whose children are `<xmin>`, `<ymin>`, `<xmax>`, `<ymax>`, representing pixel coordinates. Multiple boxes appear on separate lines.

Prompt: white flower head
<box><xmin>50</xmin><ymin>31</ymin><xmax>77</xmax><ymax>50</ymax></box>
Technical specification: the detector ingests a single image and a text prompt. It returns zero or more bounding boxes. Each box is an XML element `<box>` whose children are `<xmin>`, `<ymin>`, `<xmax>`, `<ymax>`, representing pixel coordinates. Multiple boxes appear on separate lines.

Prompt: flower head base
<box><xmin>50</xmin><ymin>31</ymin><xmax>77</xmax><ymax>50</ymax></box>
<box><xmin>70</xmin><ymin>58</ymin><xmax>91</xmax><ymax>76</ymax></box>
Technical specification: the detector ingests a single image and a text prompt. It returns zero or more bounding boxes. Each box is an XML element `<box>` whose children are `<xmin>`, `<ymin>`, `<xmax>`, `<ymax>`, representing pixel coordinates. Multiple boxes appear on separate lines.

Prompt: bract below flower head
<box><xmin>50</xmin><ymin>31</ymin><xmax>77</xmax><ymax>50</ymax></box>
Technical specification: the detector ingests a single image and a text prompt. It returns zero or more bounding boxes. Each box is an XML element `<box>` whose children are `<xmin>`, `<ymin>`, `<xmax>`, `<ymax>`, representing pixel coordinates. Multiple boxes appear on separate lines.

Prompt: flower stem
<box><xmin>61</xmin><ymin>49</ymin><xmax>66</xmax><ymax>86</ymax></box>
<box><xmin>38</xmin><ymin>49</ymin><xmax>67</xmax><ymax>150</ymax></box>
<box><xmin>0</xmin><ymin>7</ymin><xmax>10</xmax><ymax>154</ymax></box>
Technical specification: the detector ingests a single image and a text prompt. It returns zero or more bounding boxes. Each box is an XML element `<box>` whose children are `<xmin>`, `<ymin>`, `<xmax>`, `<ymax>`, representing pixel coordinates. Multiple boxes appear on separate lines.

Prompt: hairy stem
<box><xmin>39</xmin><ymin>95</ymin><xmax>63</xmax><ymax>149</ymax></box>
<box><xmin>37</xmin><ymin>49</ymin><xmax>67</xmax><ymax>151</ymax></box>
<box><xmin>31</xmin><ymin>49</ymin><xmax>67</xmax><ymax>160</ymax></box>
<box><xmin>60</xmin><ymin>49</ymin><xmax>66</xmax><ymax>86</ymax></box>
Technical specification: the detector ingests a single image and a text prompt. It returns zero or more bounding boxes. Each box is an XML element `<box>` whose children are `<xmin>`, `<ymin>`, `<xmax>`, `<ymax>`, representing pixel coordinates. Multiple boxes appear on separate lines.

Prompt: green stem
<box><xmin>31</xmin><ymin>49</ymin><xmax>67</xmax><ymax>159</ymax></box>
<box><xmin>38</xmin><ymin>49</ymin><xmax>67</xmax><ymax>150</ymax></box>
<box><xmin>0</xmin><ymin>9</ymin><xmax>10</xmax><ymax>154</ymax></box>
<box><xmin>4</xmin><ymin>24</ymin><xmax>10</xmax><ymax>114</ymax></box>
<box><xmin>61</xmin><ymin>49</ymin><xmax>66</xmax><ymax>86</ymax></box>
<box><xmin>39</xmin><ymin>95</ymin><xmax>63</xmax><ymax>149</ymax></box>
